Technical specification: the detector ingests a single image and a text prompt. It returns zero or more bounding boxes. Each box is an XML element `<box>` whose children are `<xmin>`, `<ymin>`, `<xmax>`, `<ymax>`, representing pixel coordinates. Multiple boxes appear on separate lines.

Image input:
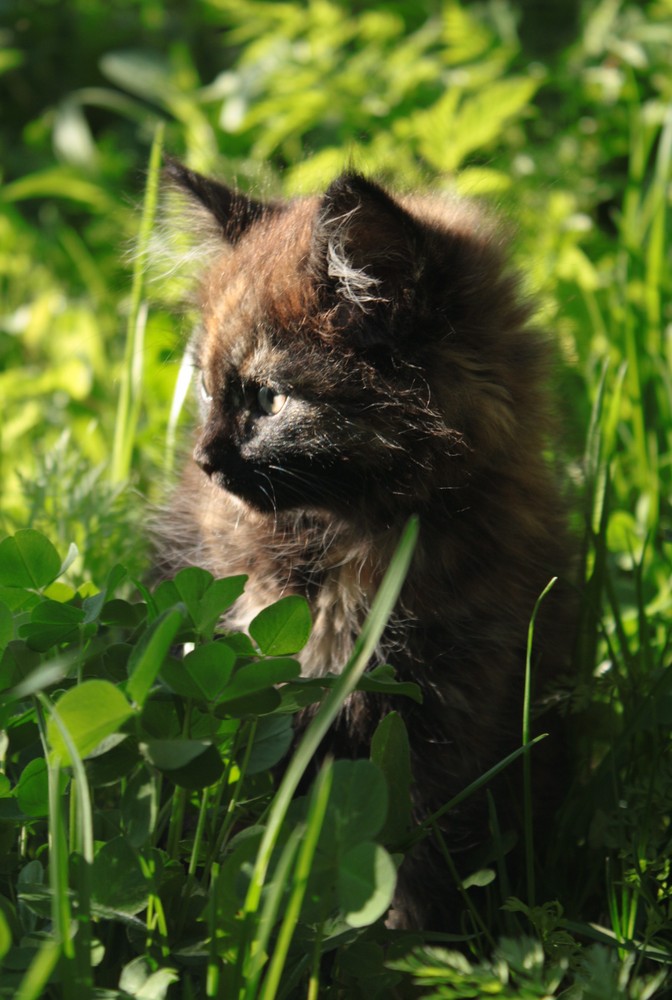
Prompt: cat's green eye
<box><xmin>258</xmin><ymin>386</ymin><xmax>288</xmax><ymax>415</ymax></box>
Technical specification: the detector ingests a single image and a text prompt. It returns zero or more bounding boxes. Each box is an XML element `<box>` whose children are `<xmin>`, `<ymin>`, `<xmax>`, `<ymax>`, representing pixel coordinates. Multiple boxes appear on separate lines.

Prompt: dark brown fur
<box><xmin>156</xmin><ymin>162</ymin><xmax>573</xmax><ymax>930</ymax></box>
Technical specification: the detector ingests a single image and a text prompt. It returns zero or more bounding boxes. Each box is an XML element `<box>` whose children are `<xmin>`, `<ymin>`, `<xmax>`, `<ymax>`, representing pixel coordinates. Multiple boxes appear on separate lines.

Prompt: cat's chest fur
<box><xmin>172</xmin><ymin>467</ymin><xmax>383</xmax><ymax>677</ymax></box>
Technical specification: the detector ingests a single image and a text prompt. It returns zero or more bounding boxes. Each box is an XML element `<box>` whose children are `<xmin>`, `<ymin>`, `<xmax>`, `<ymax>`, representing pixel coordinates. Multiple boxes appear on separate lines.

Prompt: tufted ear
<box><xmin>310</xmin><ymin>173</ymin><xmax>423</xmax><ymax>310</ymax></box>
<box><xmin>163</xmin><ymin>158</ymin><xmax>270</xmax><ymax>244</ymax></box>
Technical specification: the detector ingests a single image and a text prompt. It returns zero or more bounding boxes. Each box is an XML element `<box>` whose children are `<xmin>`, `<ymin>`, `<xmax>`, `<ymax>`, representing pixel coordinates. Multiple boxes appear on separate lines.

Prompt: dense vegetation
<box><xmin>1</xmin><ymin>0</ymin><xmax>671</xmax><ymax>996</ymax></box>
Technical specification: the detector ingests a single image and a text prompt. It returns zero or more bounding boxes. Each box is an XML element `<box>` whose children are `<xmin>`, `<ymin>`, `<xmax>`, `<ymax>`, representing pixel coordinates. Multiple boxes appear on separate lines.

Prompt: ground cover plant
<box><xmin>1</xmin><ymin>0</ymin><xmax>671</xmax><ymax>996</ymax></box>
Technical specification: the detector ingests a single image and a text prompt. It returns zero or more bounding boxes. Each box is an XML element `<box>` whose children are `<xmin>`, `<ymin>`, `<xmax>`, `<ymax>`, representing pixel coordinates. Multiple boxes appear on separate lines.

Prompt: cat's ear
<box><xmin>310</xmin><ymin>173</ymin><xmax>422</xmax><ymax>310</ymax></box>
<box><xmin>164</xmin><ymin>158</ymin><xmax>268</xmax><ymax>243</ymax></box>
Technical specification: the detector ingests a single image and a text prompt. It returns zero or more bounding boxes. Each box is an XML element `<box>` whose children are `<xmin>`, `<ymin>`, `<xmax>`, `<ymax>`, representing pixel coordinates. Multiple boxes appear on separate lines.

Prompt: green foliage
<box><xmin>0</xmin><ymin>525</ymin><xmax>418</xmax><ymax>998</ymax></box>
<box><xmin>2</xmin><ymin>0</ymin><xmax>672</xmax><ymax>995</ymax></box>
<box><xmin>388</xmin><ymin>937</ymin><xmax>668</xmax><ymax>998</ymax></box>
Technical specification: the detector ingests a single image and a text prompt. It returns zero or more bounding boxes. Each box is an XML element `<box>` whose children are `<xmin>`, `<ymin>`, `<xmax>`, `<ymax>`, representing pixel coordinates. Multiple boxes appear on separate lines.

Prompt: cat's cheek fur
<box><xmin>155</xmin><ymin>166</ymin><xmax>576</xmax><ymax>931</ymax></box>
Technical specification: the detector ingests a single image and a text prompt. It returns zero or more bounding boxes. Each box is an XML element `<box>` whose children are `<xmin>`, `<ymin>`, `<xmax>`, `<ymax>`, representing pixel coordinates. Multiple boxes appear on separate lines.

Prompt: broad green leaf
<box><xmin>0</xmin><ymin>531</ymin><xmax>61</xmax><ymax>589</ymax></box>
<box><xmin>154</xmin><ymin>566</ymin><xmax>212</xmax><ymax>618</ymax></box>
<box><xmin>101</xmin><ymin>599</ymin><xmax>147</xmax><ymax>628</ymax></box>
<box><xmin>196</xmin><ymin>575</ymin><xmax>247</xmax><ymax>635</ymax></box>
<box><xmin>0</xmin><ymin>584</ymin><xmax>41</xmax><ymax>613</ymax></box>
<box><xmin>126</xmin><ymin>606</ymin><xmax>184</xmax><ymax>707</ymax></box>
<box><xmin>20</xmin><ymin>594</ymin><xmax>90</xmax><ymax>650</ymax></box>
<box><xmin>319</xmin><ymin>760</ymin><xmax>388</xmax><ymax>857</ymax></box>
<box><xmin>222</xmin><ymin>631</ymin><xmax>256</xmax><ymax>657</ymax></box>
<box><xmin>16</xmin><ymin>758</ymin><xmax>55</xmax><ymax>818</ymax></box>
<box><xmin>153</xmin><ymin>571</ymin><xmax>245</xmax><ymax>637</ymax></box>
<box><xmin>43</xmin><ymin>581</ymin><xmax>77</xmax><ymax>602</ymax></box>
<box><xmin>370</xmin><ymin>712</ymin><xmax>412</xmax><ymax>845</ymax></box>
<box><xmin>215</xmin><ymin>687</ymin><xmax>281</xmax><ymax>717</ymax></box>
<box><xmin>357</xmin><ymin>664</ymin><xmax>422</xmax><ymax>703</ymax></box>
<box><xmin>47</xmin><ymin>680</ymin><xmax>133</xmax><ymax>765</ymax></box>
<box><xmin>119</xmin><ymin>957</ymin><xmax>179</xmax><ymax>999</ymax></box>
<box><xmin>91</xmin><ymin>837</ymin><xmax>149</xmax><ymax>915</ymax></box>
<box><xmin>337</xmin><ymin>842</ymin><xmax>397</xmax><ymax>928</ymax></box>
<box><xmin>463</xmin><ymin>868</ymin><xmax>496</xmax><ymax>889</ymax></box>
<box><xmin>183</xmin><ymin>643</ymin><xmax>236</xmax><ymax>700</ymax></box>
<box><xmin>249</xmin><ymin>596</ymin><xmax>312</xmax><ymax>655</ymax></box>
<box><xmin>27</xmin><ymin>601</ymin><xmax>83</xmax><ymax>625</ymax></box>
<box><xmin>246</xmin><ymin>714</ymin><xmax>294</xmax><ymax>774</ymax></box>
<box><xmin>160</xmin><ymin>643</ymin><xmax>236</xmax><ymax>701</ymax></box>
<box><xmin>217</xmin><ymin>657</ymin><xmax>301</xmax><ymax>705</ymax></box>
<box><xmin>86</xmin><ymin>736</ymin><xmax>140</xmax><ymax>788</ymax></box>
<box><xmin>276</xmin><ymin>679</ymin><xmax>326</xmax><ymax>713</ymax></box>
<box><xmin>159</xmin><ymin>657</ymin><xmax>206</xmax><ymax>700</ymax></box>
<box><xmin>140</xmin><ymin>738</ymin><xmax>224</xmax><ymax>788</ymax></box>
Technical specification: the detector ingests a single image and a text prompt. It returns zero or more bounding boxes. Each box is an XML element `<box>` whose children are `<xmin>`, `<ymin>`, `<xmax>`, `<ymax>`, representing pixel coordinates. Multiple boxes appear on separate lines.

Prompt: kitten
<box><xmin>157</xmin><ymin>161</ymin><xmax>573</xmax><ymax>930</ymax></box>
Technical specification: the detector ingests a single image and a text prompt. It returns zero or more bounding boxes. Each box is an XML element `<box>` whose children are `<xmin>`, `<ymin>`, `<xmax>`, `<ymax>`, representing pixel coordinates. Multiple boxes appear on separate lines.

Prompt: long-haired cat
<box><xmin>157</xmin><ymin>161</ymin><xmax>573</xmax><ymax>930</ymax></box>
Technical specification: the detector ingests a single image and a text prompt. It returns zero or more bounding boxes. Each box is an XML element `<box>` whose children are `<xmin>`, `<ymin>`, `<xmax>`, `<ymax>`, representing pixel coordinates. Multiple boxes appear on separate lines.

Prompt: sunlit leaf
<box><xmin>47</xmin><ymin>680</ymin><xmax>133</xmax><ymax>765</ymax></box>
<box><xmin>249</xmin><ymin>596</ymin><xmax>311</xmax><ymax>655</ymax></box>
<box><xmin>338</xmin><ymin>841</ymin><xmax>397</xmax><ymax>928</ymax></box>
<box><xmin>0</xmin><ymin>531</ymin><xmax>61</xmax><ymax>589</ymax></box>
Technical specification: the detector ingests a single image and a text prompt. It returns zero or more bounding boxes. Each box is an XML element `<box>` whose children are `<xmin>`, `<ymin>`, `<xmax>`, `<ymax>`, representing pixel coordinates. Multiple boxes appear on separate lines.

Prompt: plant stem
<box><xmin>110</xmin><ymin>122</ymin><xmax>164</xmax><ymax>484</ymax></box>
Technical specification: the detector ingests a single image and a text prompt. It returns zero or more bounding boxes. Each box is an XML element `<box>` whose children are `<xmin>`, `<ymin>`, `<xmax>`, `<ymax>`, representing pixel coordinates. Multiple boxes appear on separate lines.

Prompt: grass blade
<box><xmin>111</xmin><ymin>122</ymin><xmax>164</xmax><ymax>484</ymax></box>
<box><xmin>237</xmin><ymin>516</ymin><xmax>419</xmax><ymax>994</ymax></box>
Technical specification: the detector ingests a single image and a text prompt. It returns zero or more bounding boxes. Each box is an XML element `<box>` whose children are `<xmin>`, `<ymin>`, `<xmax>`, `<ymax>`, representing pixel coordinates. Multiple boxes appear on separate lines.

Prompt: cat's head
<box><xmin>166</xmin><ymin>161</ymin><xmax>549</xmax><ymax>522</ymax></box>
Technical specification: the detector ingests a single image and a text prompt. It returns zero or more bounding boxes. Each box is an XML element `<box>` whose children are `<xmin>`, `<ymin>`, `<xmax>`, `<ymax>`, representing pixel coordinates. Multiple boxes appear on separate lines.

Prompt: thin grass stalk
<box><xmin>402</xmin><ymin>734</ymin><xmax>547</xmax><ymax>851</ymax></box>
<box><xmin>643</xmin><ymin>108</ymin><xmax>671</xmax><ymax>351</ymax></box>
<box><xmin>166</xmin><ymin>786</ymin><xmax>188</xmax><ymax>860</ymax></box>
<box><xmin>236</xmin><ymin>517</ymin><xmax>419</xmax><ymax>986</ymax></box>
<box><xmin>243</xmin><ymin>828</ymin><xmax>303</xmax><ymax>999</ymax></box>
<box><xmin>206</xmin><ymin>863</ymin><xmax>222</xmax><ymax>999</ymax></box>
<box><xmin>139</xmin><ymin>853</ymin><xmax>171</xmax><ymax>959</ymax></box>
<box><xmin>429</xmin><ymin>820</ymin><xmax>495</xmax><ymax>950</ymax></box>
<box><xmin>47</xmin><ymin>753</ymin><xmax>74</xmax><ymax>969</ymax></box>
<box><xmin>273</xmin><ymin>956</ymin><xmax>310</xmax><ymax>1000</ymax></box>
<box><xmin>622</xmin><ymin>98</ymin><xmax>652</xmax><ymax>250</ymax></box>
<box><xmin>577</xmin><ymin>364</ymin><xmax>626</xmax><ymax>683</ymax></box>
<box><xmin>32</xmin><ymin>697</ymin><xmax>76</xmax><ymax>997</ymax></box>
<box><xmin>203</xmin><ymin>718</ymin><xmax>258</xmax><ymax>885</ymax></box>
<box><xmin>620</xmin><ymin>268</ymin><xmax>649</xmax><ymax>496</ymax></box>
<box><xmin>306</xmin><ymin>920</ymin><xmax>325</xmax><ymax>1000</ymax></box>
<box><xmin>188</xmin><ymin>786</ymin><xmax>211</xmax><ymax>878</ymax></box>
<box><xmin>522</xmin><ymin>576</ymin><xmax>557</xmax><ymax>909</ymax></box>
<box><xmin>39</xmin><ymin>692</ymin><xmax>95</xmax><ymax>997</ymax></box>
<box><xmin>256</xmin><ymin>761</ymin><xmax>333</xmax><ymax>1000</ymax></box>
<box><xmin>486</xmin><ymin>790</ymin><xmax>514</xmax><ymax>933</ymax></box>
<box><xmin>111</xmin><ymin>122</ymin><xmax>164</xmax><ymax>484</ymax></box>
<box><xmin>14</xmin><ymin>939</ymin><xmax>62</xmax><ymax>1000</ymax></box>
